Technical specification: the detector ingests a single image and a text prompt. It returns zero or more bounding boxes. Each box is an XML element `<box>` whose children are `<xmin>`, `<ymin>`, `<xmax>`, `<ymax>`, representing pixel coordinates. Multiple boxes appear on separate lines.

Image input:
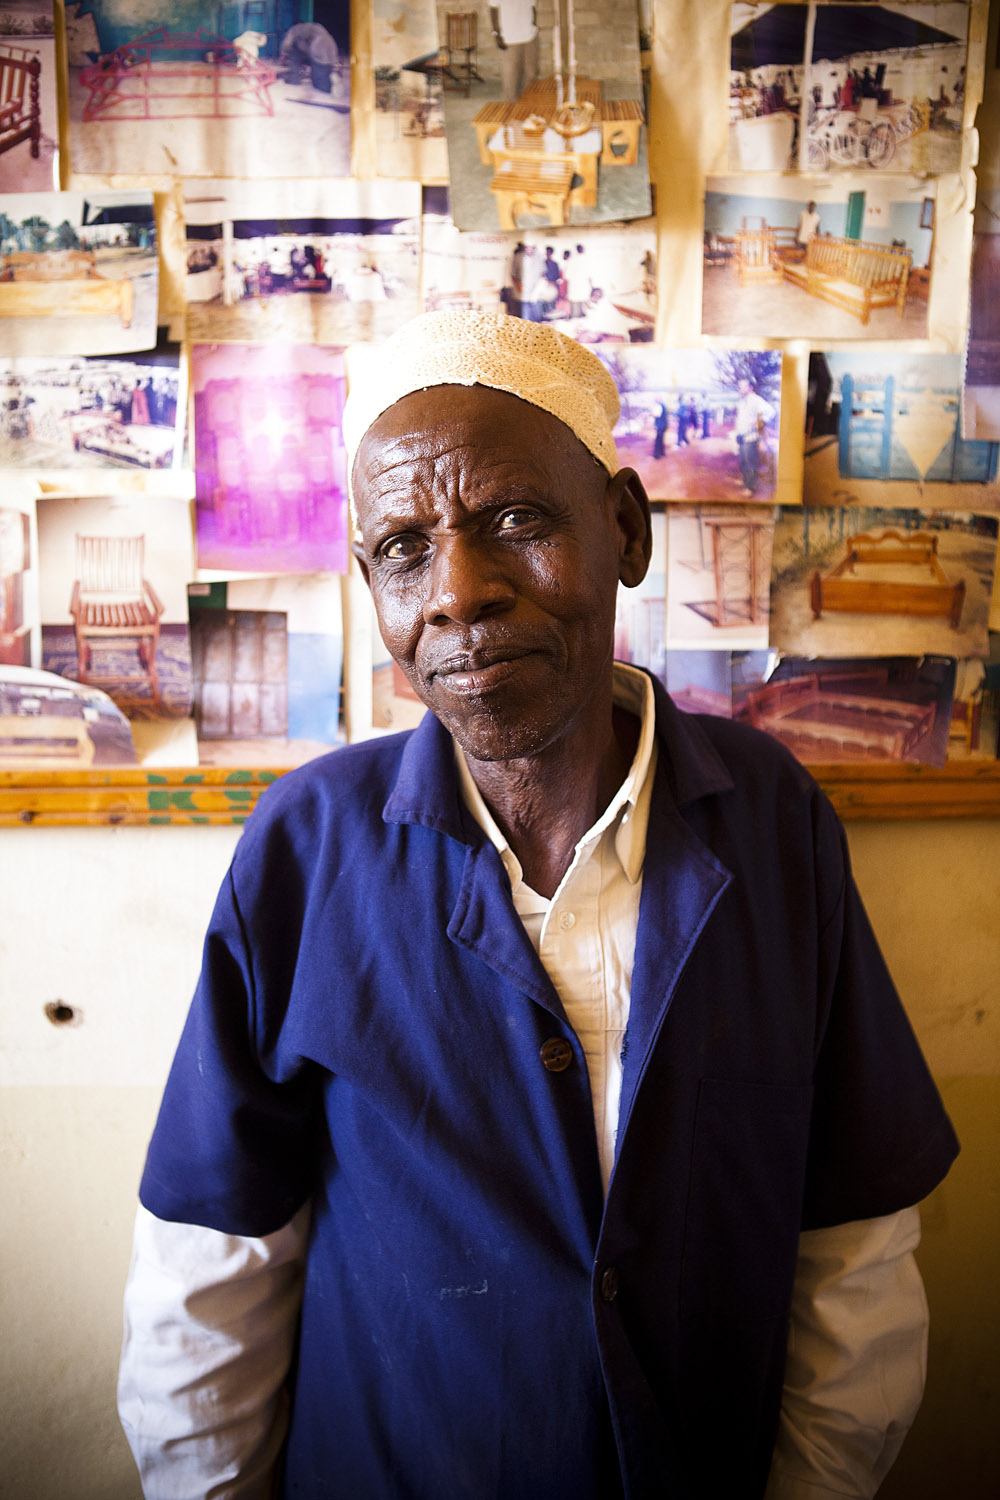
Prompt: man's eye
<box><xmin>497</xmin><ymin>507</ymin><xmax>537</xmax><ymax>531</ymax></box>
<box><xmin>380</xmin><ymin>535</ymin><xmax>424</xmax><ymax>561</ymax></box>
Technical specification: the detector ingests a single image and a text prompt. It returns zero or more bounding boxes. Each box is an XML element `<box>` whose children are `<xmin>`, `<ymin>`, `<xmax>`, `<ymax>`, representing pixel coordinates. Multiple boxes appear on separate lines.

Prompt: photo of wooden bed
<box><xmin>738</xmin><ymin>667</ymin><xmax>937</xmax><ymax>762</ymax></box>
<box><xmin>0</xmin><ymin>249</ymin><xmax>133</xmax><ymax>327</ymax></box>
<box><xmin>810</xmin><ymin>528</ymin><xmax>965</xmax><ymax>628</ymax></box>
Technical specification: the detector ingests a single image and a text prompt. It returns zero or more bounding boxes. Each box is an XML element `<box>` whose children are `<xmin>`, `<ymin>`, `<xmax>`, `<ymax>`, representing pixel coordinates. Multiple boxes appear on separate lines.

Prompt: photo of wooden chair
<box><xmin>442</xmin><ymin>13</ymin><xmax>481</xmax><ymax>94</ymax></box>
<box><xmin>69</xmin><ymin>534</ymin><xmax>164</xmax><ymax>704</ymax></box>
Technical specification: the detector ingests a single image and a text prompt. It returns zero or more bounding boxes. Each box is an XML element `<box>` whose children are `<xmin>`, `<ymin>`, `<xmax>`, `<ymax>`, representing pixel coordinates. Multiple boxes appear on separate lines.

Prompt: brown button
<box><xmin>600</xmin><ymin>1266</ymin><xmax>619</xmax><ymax>1302</ymax></box>
<box><xmin>539</xmin><ymin>1037</ymin><xmax>573</xmax><ymax>1072</ymax></box>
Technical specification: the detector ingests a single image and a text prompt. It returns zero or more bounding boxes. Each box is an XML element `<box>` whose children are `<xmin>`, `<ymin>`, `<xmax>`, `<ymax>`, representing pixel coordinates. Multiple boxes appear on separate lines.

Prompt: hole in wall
<box><xmin>44</xmin><ymin>1001</ymin><xmax>82</xmax><ymax>1027</ymax></box>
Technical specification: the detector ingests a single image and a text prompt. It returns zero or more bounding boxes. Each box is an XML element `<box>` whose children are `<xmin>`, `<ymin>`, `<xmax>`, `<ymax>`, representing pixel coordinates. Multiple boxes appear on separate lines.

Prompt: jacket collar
<box><xmin>382</xmin><ymin>667</ymin><xmax>735</xmax><ymax>838</ymax></box>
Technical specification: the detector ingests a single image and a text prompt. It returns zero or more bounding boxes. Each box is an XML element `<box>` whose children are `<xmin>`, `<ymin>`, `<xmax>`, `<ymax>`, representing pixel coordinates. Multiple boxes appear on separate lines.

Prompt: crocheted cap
<box><xmin>342</xmin><ymin>309</ymin><xmax>621</xmax><ymax>483</ymax></box>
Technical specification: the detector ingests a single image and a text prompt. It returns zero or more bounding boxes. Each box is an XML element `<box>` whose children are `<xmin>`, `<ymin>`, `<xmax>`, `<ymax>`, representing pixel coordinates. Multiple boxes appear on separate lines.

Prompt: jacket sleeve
<box><xmin>118</xmin><ymin>1203</ymin><xmax>310</xmax><ymax>1499</ymax></box>
<box><xmin>765</xmin><ymin>1206</ymin><xmax>928</xmax><ymax>1500</ymax></box>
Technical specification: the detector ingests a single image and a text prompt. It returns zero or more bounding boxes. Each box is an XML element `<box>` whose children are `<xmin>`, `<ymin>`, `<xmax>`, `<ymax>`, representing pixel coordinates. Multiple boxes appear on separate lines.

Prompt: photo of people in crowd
<box><xmin>597</xmin><ymin>346</ymin><xmax>782</xmax><ymax>501</ymax></box>
<box><xmin>184</xmin><ymin>178</ymin><xmax>420</xmax><ymax>344</ymax></box>
<box><xmin>728</xmin><ymin>1</ymin><xmax>968</xmax><ymax>174</ymax></box>
<box><xmin>421</xmin><ymin>189</ymin><xmax>656</xmax><ymax>343</ymax></box>
<box><xmin>0</xmin><ymin>340</ymin><xmax>184</xmax><ymax>470</ymax></box>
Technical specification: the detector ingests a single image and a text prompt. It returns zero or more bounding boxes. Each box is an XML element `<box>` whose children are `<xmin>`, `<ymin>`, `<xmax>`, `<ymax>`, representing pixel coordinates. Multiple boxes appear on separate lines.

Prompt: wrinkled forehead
<box><xmin>353</xmin><ymin>385</ymin><xmax>602</xmax><ymax>507</ymax></box>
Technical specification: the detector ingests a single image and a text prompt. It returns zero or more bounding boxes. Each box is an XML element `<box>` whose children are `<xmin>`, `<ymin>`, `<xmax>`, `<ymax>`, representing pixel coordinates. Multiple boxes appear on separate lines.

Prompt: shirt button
<box><xmin>539</xmin><ymin>1037</ymin><xmax>574</xmax><ymax>1072</ymax></box>
<box><xmin>558</xmin><ymin>911</ymin><xmax>576</xmax><ymax>930</ymax></box>
<box><xmin>600</xmin><ymin>1266</ymin><xmax>619</xmax><ymax>1302</ymax></box>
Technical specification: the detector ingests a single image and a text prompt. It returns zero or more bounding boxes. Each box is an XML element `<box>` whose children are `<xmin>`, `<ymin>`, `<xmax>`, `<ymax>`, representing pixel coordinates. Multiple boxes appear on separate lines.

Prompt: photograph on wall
<box><xmin>184</xmin><ymin>178</ymin><xmax>421</xmax><ymax>344</ymax></box>
<box><xmin>192</xmin><ymin>342</ymin><xmax>349</xmax><ymax>576</ymax></box>
<box><xmin>667</xmin><ymin>504</ymin><xmax>775</xmax><ymax>652</ymax></box>
<box><xmin>613</xmin><ymin>507</ymin><xmax>666</xmax><ymax>680</ymax></box>
<box><xmin>0</xmin><ymin>2</ymin><xmax>59</xmax><ymax>192</ymax></box>
<box><xmin>663</xmin><ymin>648</ymin><xmax>733</xmax><ymax>717</ymax></box>
<box><xmin>0</xmin><ymin>189</ymin><xmax>158</xmax><ymax>358</ymax></box>
<box><xmin>65</xmin><ymin>1</ymin><xmax>350</xmax><ymax>179</ymax></box>
<box><xmin>728</xmin><ymin>1</ymin><xmax>968</xmax><ymax>174</ymax></box>
<box><xmin>0</xmin><ymin>336</ymin><xmax>184</xmax><ymax>471</ymax></box>
<box><xmin>0</xmin><ymin>496</ymin><xmax>35</xmax><ymax>669</ymax></box>
<box><xmin>0</xmin><ymin>665</ymin><xmax>137</xmax><ymax>766</ymax></box>
<box><xmin>188</xmin><ymin>574</ymin><xmax>342</xmax><ymax>767</ymax></box>
<box><xmin>702</xmin><ymin>174</ymin><xmax>933</xmax><ymax>340</ymax></box>
<box><xmin>733</xmin><ymin>652</ymin><xmax>956</xmax><ymax>768</ymax></box>
<box><xmin>806</xmin><ymin>351</ymin><xmax>1000</xmax><ymax>511</ymax></box>
<box><xmin>769</xmin><ymin>504</ymin><xmax>999</xmax><ymax>660</ymax></box>
<box><xmin>35</xmin><ymin>493</ymin><xmax>195</xmax><ymax>754</ymax></box>
<box><xmin>371</xmin><ymin>633</ymin><xmax>427</xmax><ymax>732</ymax></box>
<box><xmin>597</xmin><ymin>347</ymin><xmax>781</xmax><ymax>502</ymax></box>
<box><xmin>371</xmin><ymin>0</ymin><xmax>448</xmax><ymax>181</ymax></box>
<box><xmin>422</xmin><ymin>187</ymin><xmax>656</xmax><ymax>340</ymax></box>
<box><xmin>947</xmin><ymin>655</ymin><xmax>999</xmax><ymax>760</ymax></box>
<box><xmin>439</xmin><ymin>0</ymin><xmax>651</xmax><ymax>233</ymax></box>
<box><xmin>963</xmin><ymin>189</ymin><xmax>1000</xmax><ymax>441</ymax></box>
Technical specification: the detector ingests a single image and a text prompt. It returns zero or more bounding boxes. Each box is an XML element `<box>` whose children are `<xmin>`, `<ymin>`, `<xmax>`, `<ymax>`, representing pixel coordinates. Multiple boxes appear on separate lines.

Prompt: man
<box><xmin>278</xmin><ymin>21</ymin><xmax>339</xmax><ymax>93</ymax></box>
<box><xmin>565</xmin><ymin>242</ymin><xmax>593</xmax><ymax>318</ymax></box>
<box><xmin>119</xmin><ymin>312</ymin><xmax>957</xmax><ymax>1500</ymax></box>
<box><xmin>490</xmin><ymin>0</ymin><xmax>538</xmax><ymax>102</ymax></box>
<box><xmin>734</xmin><ymin>374</ymin><xmax>775</xmax><ymax>495</ymax></box>
<box><xmin>796</xmin><ymin>199</ymin><xmax>821</xmax><ymax>249</ymax></box>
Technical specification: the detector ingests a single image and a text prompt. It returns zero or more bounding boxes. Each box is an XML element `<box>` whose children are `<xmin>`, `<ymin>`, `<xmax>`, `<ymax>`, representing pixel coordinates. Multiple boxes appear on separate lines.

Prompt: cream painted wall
<box><xmin>1</xmin><ymin>817</ymin><xmax>997</xmax><ymax>1499</ymax></box>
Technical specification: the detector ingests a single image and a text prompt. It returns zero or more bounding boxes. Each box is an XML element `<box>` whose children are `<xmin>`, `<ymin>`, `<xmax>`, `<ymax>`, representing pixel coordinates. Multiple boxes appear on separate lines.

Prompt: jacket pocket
<box><xmin>680</xmin><ymin>1078</ymin><xmax>813</xmax><ymax>1319</ymax></box>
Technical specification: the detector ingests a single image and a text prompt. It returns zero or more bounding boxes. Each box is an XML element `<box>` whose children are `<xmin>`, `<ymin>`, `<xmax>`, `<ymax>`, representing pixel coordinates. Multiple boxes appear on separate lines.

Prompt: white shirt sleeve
<box><xmin>118</xmin><ymin>1202</ymin><xmax>310</xmax><ymax>1500</ymax></box>
<box><xmin>764</xmin><ymin>1205</ymin><xmax>928</xmax><ymax>1500</ymax></box>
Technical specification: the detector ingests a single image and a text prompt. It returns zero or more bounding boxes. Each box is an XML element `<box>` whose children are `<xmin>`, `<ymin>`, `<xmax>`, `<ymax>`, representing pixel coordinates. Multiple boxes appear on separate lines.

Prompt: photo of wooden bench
<box><xmin>0</xmin><ymin>46</ymin><xmax>41</xmax><ymax>162</ymax></box>
<box><xmin>0</xmin><ymin>251</ymin><xmax>134</xmax><ymax>328</ymax></box>
<box><xmin>810</xmin><ymin>529</ymin><xmax>965</xmax><ymax>628</ymax></box>
<box><xmin>782</xmin><ymin>234</ymin><xmax>911</xmax><ymax>324</ymax></box>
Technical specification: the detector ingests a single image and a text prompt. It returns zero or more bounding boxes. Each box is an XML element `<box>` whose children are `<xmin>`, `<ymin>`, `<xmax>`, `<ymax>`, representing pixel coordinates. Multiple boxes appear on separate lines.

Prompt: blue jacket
<box><xmin>141</xmin><ymin>677</ymin><xmax>958</xmax><ymax>1500</ymax></box>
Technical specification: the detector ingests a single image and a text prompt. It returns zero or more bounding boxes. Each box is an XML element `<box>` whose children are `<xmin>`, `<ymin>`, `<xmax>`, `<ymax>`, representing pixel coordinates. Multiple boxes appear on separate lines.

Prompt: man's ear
<box><xmin>351</xmin><ymin>538</ymin><xmax>371</xmax><ymax>589</ymax></box>
<box><xmin>606</xmin><ymin>466</ymin><xmax>652</xmax><ymax>588</ymax></box>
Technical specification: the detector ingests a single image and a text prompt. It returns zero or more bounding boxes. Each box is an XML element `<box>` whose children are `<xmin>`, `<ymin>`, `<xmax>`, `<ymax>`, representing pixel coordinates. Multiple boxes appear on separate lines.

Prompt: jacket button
<box><xmin>539</xmin><ymin>1037</ymin><xmax>573</xmax><ymax>1072</ymax></box>
<box><xmin>600</xmin><ymin>1266</ymin><xmax>619</xmax><ymax>1302</ymax></box>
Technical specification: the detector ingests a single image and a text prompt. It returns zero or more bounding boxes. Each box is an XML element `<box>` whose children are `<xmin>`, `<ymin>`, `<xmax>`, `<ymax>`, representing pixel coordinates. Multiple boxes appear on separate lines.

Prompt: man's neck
<box><xmin>463</xmin><ymin>702</ymin><xmax>641</xmax><ymax>900</ymax></box>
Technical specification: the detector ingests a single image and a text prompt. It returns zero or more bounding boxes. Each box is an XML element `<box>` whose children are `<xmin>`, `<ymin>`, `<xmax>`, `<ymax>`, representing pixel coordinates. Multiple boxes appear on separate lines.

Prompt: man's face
<box><xmin>738</xmin><ymin>379</ymin><xmax>750</xmax><ymax>396</ymax></box>
<box><xmin>352</xmin><ymin>386</ymin><xmax>650</xmax><ymax>764</ymax></box>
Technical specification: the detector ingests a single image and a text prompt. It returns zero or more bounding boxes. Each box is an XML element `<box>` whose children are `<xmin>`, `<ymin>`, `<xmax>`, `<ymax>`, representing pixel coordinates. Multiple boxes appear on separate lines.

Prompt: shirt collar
<box><xmin>454</xmin><ymin>661</ymin><xmax>657</xmax><ymax>891</ymax></box>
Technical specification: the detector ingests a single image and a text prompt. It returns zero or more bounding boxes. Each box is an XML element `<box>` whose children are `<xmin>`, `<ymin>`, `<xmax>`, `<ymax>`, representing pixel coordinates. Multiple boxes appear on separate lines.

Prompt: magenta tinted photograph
<box><xmin>192</xmin><ymin>342</ymin><xmax>349</xmax><ymax>575</ymax></box>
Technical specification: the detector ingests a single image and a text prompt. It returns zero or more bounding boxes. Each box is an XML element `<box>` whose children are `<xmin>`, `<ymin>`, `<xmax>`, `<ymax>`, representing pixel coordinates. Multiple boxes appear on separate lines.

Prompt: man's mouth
<box><xmin>428</xmin><ymin>647</ymin><xmax>534</xmax><ymax>695</ymax></box>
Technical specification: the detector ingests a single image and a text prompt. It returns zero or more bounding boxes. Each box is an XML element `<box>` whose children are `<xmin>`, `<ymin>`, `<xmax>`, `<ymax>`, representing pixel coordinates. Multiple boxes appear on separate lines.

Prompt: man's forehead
<box><xmin>357</xmin><ymin>386</ymin><xmax>592</xmax><ymax>479</ymax></box>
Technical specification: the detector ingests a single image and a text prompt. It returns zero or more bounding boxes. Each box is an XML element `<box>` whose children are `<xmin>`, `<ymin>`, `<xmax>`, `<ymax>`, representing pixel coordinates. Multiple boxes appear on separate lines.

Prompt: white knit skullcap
<box><xmin>342</xmin><ymin>309</ymin><xmax>620</xmax><ymax>484</ymax></box>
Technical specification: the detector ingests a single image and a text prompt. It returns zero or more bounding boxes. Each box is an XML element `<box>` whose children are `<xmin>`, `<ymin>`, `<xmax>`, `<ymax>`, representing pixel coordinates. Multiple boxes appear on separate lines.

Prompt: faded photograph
<box><xmin>703</xmin><ymin>174</ymin><xmax>932</xmax><ymax>340</ymax></box>
<box><xmin>185</xmin><ymin>178</ymin><xmax>421</xmax><ymax>344</ymax></box>
<box><xmin>439</xmin><ymin>0</ymin><xmax>650</xmax><ymax>231</ymax></box>
<box><xmin>806</xmin><ymin>351</ymin><xmax>1000</xmax><ymax>510</ymax></box>
<box><xmin>598</xmin><ymin>347</ymin><xmax>781</xmax><ymax>501</ymax></box>
<box><xmin>0</xmin><ymin>2</ymin><xmax>58</xmax><ymax>191</ymax></box>
<box><xmin>729</xmin><ymin>1</ymin><xmax>968</xmax><ymax>174</ymax></box>
<box><xmin>65</xmin><ymin>0</ymin><xmax>350</xmax><ymax>178</ymax></box>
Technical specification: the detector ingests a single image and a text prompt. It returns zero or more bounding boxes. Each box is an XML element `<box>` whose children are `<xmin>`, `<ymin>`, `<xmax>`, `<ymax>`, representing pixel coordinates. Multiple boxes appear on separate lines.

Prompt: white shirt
<box><xmin>796</xmin><ymin>208</ymin><xmax>821</xmax><ymax>244</ymax></box>
<box><xmin>495</xmin><ymin>0</ymin><xmax>537</xmax><ymax>46</ymax></box>
<box><xmin>736</xmin><ymin>387</ymin><xmax>776</xmax><ymax>438</ymax></box>
<box><xmin>120</xmin><ymin>664</ymin><xmax>929</xmax><ymax>1498</ymax></box>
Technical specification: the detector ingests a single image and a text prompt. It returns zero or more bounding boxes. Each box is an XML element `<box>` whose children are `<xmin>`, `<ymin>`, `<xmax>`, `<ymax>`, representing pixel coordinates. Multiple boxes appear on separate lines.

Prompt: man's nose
<box><xmin>422</xmin><ymin>535</ymin><xmax>516</xmax><ymax>626</ymax></box>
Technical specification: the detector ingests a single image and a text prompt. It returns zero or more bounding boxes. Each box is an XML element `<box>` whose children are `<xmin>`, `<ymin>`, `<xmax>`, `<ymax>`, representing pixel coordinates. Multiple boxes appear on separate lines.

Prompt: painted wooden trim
<box><xmin>1</xmin><ymin>761</ymin><xmax>998</xmax><ymax>826</ymax></box>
